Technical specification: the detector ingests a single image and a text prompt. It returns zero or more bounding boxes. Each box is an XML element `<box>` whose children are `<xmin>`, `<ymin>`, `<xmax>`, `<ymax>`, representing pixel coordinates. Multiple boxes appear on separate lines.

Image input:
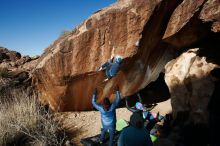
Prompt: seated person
<box><xmin>125</xmin><ymin>93</ymin><xmax>143</xmax><ymax>113</ymax></box>
<box><xmin>125</xmin><ymin>94</ymin><xmax>164</xmax><ymax>132</ymax></box>
<box><xmin>117</xmin><ymin>112</ymin><xmax>153</xmax><ymax>146</ymax></box>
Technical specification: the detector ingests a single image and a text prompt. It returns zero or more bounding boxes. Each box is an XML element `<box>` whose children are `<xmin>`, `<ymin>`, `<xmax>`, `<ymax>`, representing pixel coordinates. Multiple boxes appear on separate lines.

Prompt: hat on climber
<box><xmin>115</xmin><ymin>56</ymin><xmax>122</xmax><ymax>64</ymax></box>
<box><xmin>135</xmin><ymin>102</ymin><xmax>144</xmax><ymax>110</ymax></box>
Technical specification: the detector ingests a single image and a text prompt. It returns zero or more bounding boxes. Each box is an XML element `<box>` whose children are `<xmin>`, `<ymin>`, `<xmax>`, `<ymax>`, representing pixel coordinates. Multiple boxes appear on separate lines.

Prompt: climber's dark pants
<box><xmin>100</xmin><ymin>126</ymin><xmax>115</xmax><ymax>146</ymax></box>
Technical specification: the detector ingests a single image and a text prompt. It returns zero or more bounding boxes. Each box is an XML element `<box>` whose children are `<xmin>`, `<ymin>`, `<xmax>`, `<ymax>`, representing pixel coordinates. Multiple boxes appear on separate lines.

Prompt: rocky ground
<box><xmin>57</xmin><ymin>99</ymin><xmax>171</xmax><ymax>146</ymax></box>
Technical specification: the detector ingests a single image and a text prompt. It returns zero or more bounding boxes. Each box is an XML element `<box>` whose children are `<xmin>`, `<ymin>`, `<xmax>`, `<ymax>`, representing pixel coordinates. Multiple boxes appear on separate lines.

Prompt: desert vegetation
<box><xmin>0</xmin><ymin>89</ymin><xmax>66</xmax><ymax>146</ymax></box>
<box><xmin>0</xmin><ymin>68</ymin><xmax>9</xmax><ymax>78</ymax></box>
<box><xmin>60</xmin><ymin>30</ymin><xmax>72</xmax><ymax>38</ymax></box>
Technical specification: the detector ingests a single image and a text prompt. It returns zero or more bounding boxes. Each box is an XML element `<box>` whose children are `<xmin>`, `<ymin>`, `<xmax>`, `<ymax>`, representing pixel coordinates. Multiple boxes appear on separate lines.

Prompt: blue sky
<box><xmin>0</xmin><ymin>0</ymin><xmax>116</xmax><ymax>56</ymax></box>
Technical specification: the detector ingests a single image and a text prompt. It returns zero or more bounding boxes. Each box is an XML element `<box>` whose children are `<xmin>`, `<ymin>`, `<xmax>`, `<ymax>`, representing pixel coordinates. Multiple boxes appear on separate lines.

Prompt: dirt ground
<box><xmin>57</xmin><ymin>99</ymin><xmax>171</xmax><ymax>146</ymax></box>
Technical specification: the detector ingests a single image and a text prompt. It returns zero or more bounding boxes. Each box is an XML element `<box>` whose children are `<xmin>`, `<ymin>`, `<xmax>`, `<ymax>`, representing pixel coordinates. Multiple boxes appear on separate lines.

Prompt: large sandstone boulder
<box><xmin>32</xmin><ymin>0</ymin><xmax>220</xmax><ymax>111</ymax></box>
<box><xmin>161</xmin><ymin>48</ymin><xmax>219</xmax><ymax>146</ymax></box>
<box><xmin>165</xmin><ymin>48</ymin><xmax>217</xmax><ymax>123</ymax></box>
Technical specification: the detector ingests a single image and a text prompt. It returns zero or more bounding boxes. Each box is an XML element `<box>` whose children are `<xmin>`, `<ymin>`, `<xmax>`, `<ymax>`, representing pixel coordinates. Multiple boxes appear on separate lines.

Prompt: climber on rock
<box><xmin>98</xmin><ymin>55</ymin><xmax>123</xmax><ymax>82</ymax></box>
<box><xmin>125</xmin><ymin>94</ymin><xmax>164</xmax><ymax>132</ymax></box>
<box><xmin>91</xmin><ymin>85</ymin><xmax>121</xmax><ymax>146</ymax></box>
<box><xmin>117</xmin><ymin>112</ymin><xmax>153</xmax><ymax>146</ymax></box>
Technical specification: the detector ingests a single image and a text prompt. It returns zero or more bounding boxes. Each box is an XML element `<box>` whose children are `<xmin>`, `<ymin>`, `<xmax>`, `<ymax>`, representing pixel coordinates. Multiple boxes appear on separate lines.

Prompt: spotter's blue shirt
<box><xmin>92</xmin><ymin>91</ymin><xmax>120</xmax><ymax>127</ymax></box>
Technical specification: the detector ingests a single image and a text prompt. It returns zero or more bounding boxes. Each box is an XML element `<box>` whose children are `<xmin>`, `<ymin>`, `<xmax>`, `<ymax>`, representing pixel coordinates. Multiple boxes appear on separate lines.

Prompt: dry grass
<box><xmin>0</xmin><ymin>89</ymin><xmax>66</xmax><ymax>146</ymax></box>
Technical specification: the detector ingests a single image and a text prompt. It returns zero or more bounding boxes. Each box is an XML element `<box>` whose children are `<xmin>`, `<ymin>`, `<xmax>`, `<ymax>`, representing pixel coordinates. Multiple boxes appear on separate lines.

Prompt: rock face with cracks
<box><xmin>32</xmin><ymin>0</ymin><xmax>220</xmax><ymax>111</ymax></box>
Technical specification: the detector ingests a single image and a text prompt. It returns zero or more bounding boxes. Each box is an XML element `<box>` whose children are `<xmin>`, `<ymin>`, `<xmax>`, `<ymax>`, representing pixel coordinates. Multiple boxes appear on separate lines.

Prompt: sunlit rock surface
<box><xmin>165</xmin><ymin>49</ymin><xmax>217</xmax><ymax>123</ymax></box>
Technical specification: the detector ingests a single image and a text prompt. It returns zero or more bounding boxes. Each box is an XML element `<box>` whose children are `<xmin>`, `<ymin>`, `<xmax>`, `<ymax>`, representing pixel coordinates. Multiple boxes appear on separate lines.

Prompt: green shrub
<box><xmin>0</xmin><ymin>89</ymin><xmax>66</xmax><ymax>146</ymax></box>
<box><xmin>0</xmin><ymin>68</ymin><xmax>8</xmax><ymax>78</ymax></box>
<box><xmin>60</xmin><ymin>30</ymin><xmax>72</xmax><ymax>38</ymax></box>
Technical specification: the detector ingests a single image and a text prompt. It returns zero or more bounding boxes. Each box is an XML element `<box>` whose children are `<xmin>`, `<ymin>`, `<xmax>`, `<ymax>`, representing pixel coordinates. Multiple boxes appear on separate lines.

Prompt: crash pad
<box><xmin>116</xmin><ymin>119</ymin><xmax>128</xmax><ymax>131</ymax></box>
